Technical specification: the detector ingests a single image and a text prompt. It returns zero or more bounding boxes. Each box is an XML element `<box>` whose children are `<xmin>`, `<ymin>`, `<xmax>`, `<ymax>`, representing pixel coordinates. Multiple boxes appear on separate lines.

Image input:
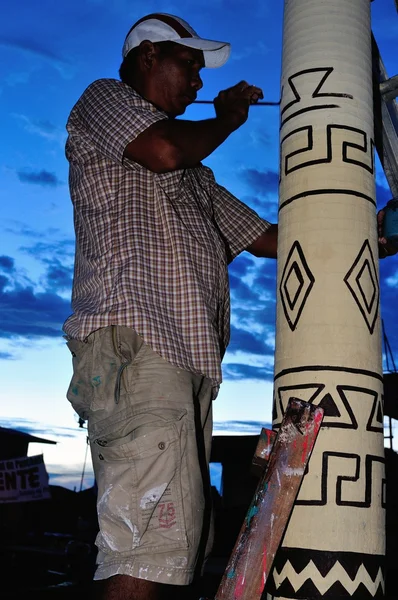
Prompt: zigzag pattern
<box><xmin>273</xmin><ymin>559</ymin><xmax>385</xmax><ymax>595</ymax></box>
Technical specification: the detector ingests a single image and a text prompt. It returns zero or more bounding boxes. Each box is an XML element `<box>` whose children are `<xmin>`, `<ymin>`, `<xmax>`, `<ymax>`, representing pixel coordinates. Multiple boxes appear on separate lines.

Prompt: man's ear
<box><xmin>138</xmin><ymin>40</ymin><xmax>158</xmax><ymax>70</ymax></box>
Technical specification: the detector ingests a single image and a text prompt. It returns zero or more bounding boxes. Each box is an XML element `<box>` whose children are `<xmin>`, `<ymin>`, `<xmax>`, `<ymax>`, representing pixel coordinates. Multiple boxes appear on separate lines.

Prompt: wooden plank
<box><xmin>214</xmin><ymin>399</ymin><xmax>324</xmax><ymax>600</ymax></box>
<box><xmin>251</xmin><ymin>428</ymin><xmax>277</xmax><ymax>478</ymax></box>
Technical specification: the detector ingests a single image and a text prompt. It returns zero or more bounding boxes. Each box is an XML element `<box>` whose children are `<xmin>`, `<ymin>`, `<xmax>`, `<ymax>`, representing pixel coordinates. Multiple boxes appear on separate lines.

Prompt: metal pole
<box><xmin>268</xmin><ymin>0</ymin><xmax>385</xmax><ymax>597</ymax></box>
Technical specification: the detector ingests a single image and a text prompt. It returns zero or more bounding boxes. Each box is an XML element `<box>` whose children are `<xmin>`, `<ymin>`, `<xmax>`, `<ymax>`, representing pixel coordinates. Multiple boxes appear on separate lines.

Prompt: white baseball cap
<box><xmin>122</xmin><ymin>13</ymin><xmax>231</xmax><ymax>68</ymax></box>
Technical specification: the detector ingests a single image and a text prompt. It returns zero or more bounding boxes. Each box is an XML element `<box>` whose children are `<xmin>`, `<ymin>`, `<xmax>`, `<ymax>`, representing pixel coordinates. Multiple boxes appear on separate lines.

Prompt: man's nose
<box><xmin>191</xmin><ymin>73</ymin><xmax>203</xmax><ymax>91</ymax></box>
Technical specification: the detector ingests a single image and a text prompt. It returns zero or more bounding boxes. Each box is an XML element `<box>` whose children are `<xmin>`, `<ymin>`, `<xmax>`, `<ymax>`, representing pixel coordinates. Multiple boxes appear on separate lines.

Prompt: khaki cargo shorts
<box><xmin>66</xmin><ymin>325</ymin><xmax>213</xmax><ymax>585</ymax></box>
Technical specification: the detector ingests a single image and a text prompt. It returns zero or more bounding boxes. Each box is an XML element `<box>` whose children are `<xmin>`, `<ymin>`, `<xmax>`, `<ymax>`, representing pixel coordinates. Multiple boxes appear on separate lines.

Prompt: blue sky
<box><xmin>1</xmin><ymin>1</ymin><xmax>397</xmax><ymax>491</ymax></box>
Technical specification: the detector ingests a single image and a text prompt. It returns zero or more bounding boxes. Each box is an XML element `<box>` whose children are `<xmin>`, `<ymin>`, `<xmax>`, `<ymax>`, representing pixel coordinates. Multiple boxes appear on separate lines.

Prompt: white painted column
<box><xmin>268</xmin><ymin>0</ymin><xmax>385</xmax><ymax>598</ymax></box>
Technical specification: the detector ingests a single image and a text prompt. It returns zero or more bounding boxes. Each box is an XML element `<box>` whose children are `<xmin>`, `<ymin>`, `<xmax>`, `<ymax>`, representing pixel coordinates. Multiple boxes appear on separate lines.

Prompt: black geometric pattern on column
<box><xmin>366</xmin><ymin>392</ymin><xmax>384</xmax><ymax>433</ymax></box>
<box><xmin>273</xmin><ymin>383</ymin><xmax>360</xmax><ymax>430</ymax></box>
<box><xmin>273</xmin><ymin>366</ymin><xmax>383</xmax><ymax>428</ymax></box>
<box><xmin>294</xmin><ymin>452</ymin><xmax>386</xmax><ymax>508</ymax></box>
<box><xmin>279</xmin><ymin>241</ymin><xmax>315</xmax><ymax>331</ymax></box>
<box><xmin>281</xmin><ymin>124</ymin><xmax>374</xmax><ymax>176</ymax></box>
<box><xmin>344</xmin><ymin>239</ymin><xmax>379</xmax><ymax>334</ymax></box>
<box><xmin>280</xmin><ymin>66</ymin><xmax>353</xmax><ymax>128</ymax></box>
<box><xmin>266</xmin><ymin>547</ymin><xmax>385</xmax><ymax>598</ymax></box>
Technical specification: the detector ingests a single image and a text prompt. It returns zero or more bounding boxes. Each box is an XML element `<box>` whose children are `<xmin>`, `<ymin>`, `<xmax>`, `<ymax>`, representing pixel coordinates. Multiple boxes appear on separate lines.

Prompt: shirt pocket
<box><xmin>93</xmin><ymin>407</ymin><xmax>189</xmax><ymax>556</ymax></box>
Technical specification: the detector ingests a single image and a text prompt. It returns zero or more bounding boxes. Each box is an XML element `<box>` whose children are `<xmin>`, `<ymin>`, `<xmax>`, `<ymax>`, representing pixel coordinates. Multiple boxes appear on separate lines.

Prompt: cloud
<box><xmin>0</xmin><ymin>249</ymin><xmax>74</xmax><ymax>344</ymax></box>
<box><xmin>0</xmin><ymin>271</ymin><xmax>71</xmax><ymax>340</ymax></box>
<box><xmin>230</xmin><ymin>254</ymin><xmax>277</xmax><ymax>289</ymax></box>
<box><xmin>228</xmin><ymin>324</ymin><xmax>271</xmax><ymax>356</ymax></box>
<box><xmin>0</xmin><ymin>243</ymin><xmax>74</xmax><ymax>347</ymax></box>
<box><xmin>0</xmin><ymin>351</ymin><xmax>14</xmax><ymax>360</ymax></box>
<box><xmin>49</xmin><ymin>472</ymin><xmax>95</xmax><ymax>490</ymax></box>
<box><xmin>229</xmin><ymin>254</ymin><xmax>254</xmax><ymax>278</ymax></box>
<box><xmin>252</xmin><ymin>258</ymin><xmax>277</xmax><ymax>284</ymax></box>
<box><xmin>225</xmin><ymin>255</ymin><xmax>277</xmax><ymax>383</ymax></box>
<box><xmin>228</xmin><ymin>258</ymin><xmax>277</xmax><ymax>377</ymax></box>
<box><xmin>230</xmin><ymin>274</ymin><xmax>260</xmax><ymax>304</ymax></box>
<box><xmin>229</xmin><ymin>41</ymin><xmax>269</xmax><ymax>62</ymax></box>
<box><xmin>248</xmin><ymin>127</ymin><xmax>274</xmax><ymax>149</ymax></box>
<box><xmin>241</xmin><ymin>168</ymin><xmax>279</xmax><ymax>197</ymax></box>
<box><xmin>0</xmin><ymin>256</ymin><xmax>15</xmax><ymax>272</ymax></box>
<box><xmin>17</xmin><ymin>169</ymin><xmax>62</xmax><ymax>187</ymax></box>
<box><xmin>0</xmin><ymin>418</ymin><xmax>78</xmax><ymax>439</ymax></box>
<box><xmin>236</xmin><ymin>167</ymin><xmax>279</xmax><ymax>220</ymax></box>
<box><xmin>223</xmin><ymin>362</ymin><xmax>274</xmax><ymax>381</ymax></box>
<box><xmin>5</xmin><ymin>222</ymin><xmax>60</xmax><ymax>240</ymax></box>
<box><xmin>13</xmin><ymin>114</ymin><xmax>67</xmax><ymax>145</ymax></box>
<box><xmin>20</xmin><ymin>242</ymin><xmax>75</xmax><ymax>292</ymax></box>
<box><xmin>0</xmin><ymin>37</ymin><xmax>64</xmax><ymax>62</ymax></box>
<box><xmin>231</xmin><ymin>259</ymin><xmax>277</xmax><ymax>316</ymax></box>
<box><xmin>0</xmin><ymin>274</ymin><xmax>8</xmax><ymax>290</ymax></box>
<box><xmin>5</xmin><ymin>69</ymin><xmax>37</xmax><ymax>87</ymax></box>
<box><xmin>0</xmin><ymin>37</ymin><xmax>74</xmax><ymax>79</ymax></box>
<box><xmin>214</xmin><ymin>420</ymin><xmax>272</xmax><ymax>434</ymax></box>
<box><xmin>44</xmin><ymin>261</ymin><xmax>74</xmax><ymax>292</ymax></box>
<box><xmin>20</xmin><ymin>238</ymin><xmax>75</xmax><ymax>260</ymax></box>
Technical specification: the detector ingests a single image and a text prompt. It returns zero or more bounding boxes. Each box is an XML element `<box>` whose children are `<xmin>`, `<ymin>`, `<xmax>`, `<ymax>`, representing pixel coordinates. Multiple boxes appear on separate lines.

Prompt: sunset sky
<box><xmin>1</xmin><ymin>0</ymin><xmax>397</xmax><ymax>490</ymax></box>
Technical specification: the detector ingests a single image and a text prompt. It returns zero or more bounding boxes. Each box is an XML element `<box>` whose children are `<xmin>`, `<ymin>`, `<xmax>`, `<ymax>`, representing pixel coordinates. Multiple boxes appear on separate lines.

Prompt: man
<box><xmin>64</xmin><ymin>12</ymin><xmax>394</xmax><ymax>600</ymax></box>
<box><xmin>64</xmin><ymin>13</ymin><xmax>276</xmax><ymax>600</ymax></box>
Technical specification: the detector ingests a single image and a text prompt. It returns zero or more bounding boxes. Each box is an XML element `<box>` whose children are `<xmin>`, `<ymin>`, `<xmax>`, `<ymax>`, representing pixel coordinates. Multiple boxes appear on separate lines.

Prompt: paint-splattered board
<box><xmin>251</xmin><ymin>428</ymin><xmax>277</xmax><ymax>478</ymax></box>
<box><xmin>214</xmin><ymin>399</ymin><xmax>324</xmax><ymax>600</ymax></box>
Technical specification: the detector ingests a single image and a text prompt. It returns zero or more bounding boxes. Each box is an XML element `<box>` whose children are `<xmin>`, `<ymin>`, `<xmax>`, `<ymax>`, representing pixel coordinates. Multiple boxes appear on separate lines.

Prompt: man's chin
<box><xmin>167</xmin><ymin>106</ymin><xmax>187</xmax><ymax>118</ymax></box>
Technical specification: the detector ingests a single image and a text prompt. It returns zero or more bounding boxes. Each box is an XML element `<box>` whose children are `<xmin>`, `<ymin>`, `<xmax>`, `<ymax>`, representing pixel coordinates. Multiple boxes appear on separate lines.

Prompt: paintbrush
<box><xmin>193</xmin><ymin>100</ymin><xmax>280</xmax><ymax>106</ymax></box>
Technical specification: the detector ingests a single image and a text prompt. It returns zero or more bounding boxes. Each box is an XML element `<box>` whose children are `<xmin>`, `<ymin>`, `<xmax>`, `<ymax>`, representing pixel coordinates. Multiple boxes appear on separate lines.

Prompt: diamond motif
<box><xmin>284</xmin><ymin>262</ymin><xmax>304</xmax><ymax>309</ymax></box>
<box><xmin>344</xmin><ymin>240</ymin><xmax>379</xmax><ymax>334</ymax></box>
<box><xmin>279</xmin><ymin>241</ymin><xmax>315</xmax><ymax>331</ymax></box>
<box><xmin>356</xmin><ymin>261</ymin><xmax>376</xmax><ymax>313</ymax></box>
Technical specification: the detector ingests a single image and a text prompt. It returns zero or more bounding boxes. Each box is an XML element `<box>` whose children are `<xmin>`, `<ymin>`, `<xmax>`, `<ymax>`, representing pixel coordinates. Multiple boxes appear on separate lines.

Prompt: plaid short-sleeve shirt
<box><xmin>63</xmin><ymin>78</ymin><xmax>270</xmax><ymax>386</ymax></box>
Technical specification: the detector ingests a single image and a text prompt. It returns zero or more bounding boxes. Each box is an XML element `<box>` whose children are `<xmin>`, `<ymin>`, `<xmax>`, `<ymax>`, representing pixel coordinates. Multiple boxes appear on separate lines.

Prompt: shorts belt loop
<box><xmin>111</xmin><ymin>326</ymin><xmax>132</xmax><ymax>404</ymax></box>
<box><xmin>114</xmin><ymin>360</ymin><xmax>131</xmax><ymax>404</ymax></box>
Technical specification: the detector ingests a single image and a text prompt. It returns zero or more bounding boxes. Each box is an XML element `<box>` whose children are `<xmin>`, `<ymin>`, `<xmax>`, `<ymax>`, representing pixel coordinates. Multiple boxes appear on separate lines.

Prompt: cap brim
<box><xmin>174</xmin><ymin>38</ymin><xmax>231</xmax><ymax>68</ymax></box>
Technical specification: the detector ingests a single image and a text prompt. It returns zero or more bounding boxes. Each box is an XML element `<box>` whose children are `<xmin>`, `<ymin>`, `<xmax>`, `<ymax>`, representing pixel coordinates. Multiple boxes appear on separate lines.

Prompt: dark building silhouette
<box><xmin>0</xmin><ymin>426</ymin><xmax>56</xmax><ymax>460</ymax></box>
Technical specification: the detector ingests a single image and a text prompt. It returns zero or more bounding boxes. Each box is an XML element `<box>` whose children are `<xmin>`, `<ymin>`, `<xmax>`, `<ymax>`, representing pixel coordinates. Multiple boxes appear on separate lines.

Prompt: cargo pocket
<box><xmin>66</xmin><ymin>338</ymin><xmax>95</xmax><ymax>421</ymax></box>
<box><xmin>66</xmin><ymin>329</ymin><xmax>126</xmax><ymax>419</ymax></box>
<box><xmin>93</xmin><ymin>407</ymin><xmax>188</xmax><ymax>557</ymax></box>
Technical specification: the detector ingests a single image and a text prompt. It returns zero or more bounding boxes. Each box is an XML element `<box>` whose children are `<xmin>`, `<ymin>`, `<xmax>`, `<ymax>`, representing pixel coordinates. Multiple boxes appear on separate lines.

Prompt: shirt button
<box><xmin>158</xmin><ymin>442</ymin><xmax>165</xmax><ymax>450</ymax></box>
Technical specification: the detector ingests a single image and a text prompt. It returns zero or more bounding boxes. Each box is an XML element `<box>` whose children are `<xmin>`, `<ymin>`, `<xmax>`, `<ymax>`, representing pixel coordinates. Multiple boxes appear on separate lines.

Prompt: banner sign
<box><xmin>0</xmin><ymin>454</ymin><xmax>51</xmax><ymax>503</ymax></box>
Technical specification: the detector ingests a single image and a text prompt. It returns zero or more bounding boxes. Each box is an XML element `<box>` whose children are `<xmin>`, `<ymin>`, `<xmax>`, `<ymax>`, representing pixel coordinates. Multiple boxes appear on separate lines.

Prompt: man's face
<box><xmin>151</xmin><ymin>44</ymin><xmax>204</xmax><ymax>117</ymax></box>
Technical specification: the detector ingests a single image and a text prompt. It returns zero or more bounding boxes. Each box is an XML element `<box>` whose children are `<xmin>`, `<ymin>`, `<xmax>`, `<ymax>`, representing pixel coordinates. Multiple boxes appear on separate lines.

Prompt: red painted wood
<box><xmin>251</xmin><ymin>428</ymin><xmax>277</xmax><ymax>477</ymax></box>
<box><xmin>215</xmin><ymin>399</ymin><xmax>324</xmax><ymax>600</ymax></box>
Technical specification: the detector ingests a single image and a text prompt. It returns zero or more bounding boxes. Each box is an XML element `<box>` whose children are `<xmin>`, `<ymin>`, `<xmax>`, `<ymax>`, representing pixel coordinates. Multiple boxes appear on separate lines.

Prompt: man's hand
<box><xmin>377</xmin><ymin>207</ymin><xmax>398</xmax><ymax>259</ymax></box>
<box><xmin>214</xmin><ymin>81</ymin><xmax>264</xmax><ymax>131</ymax></box>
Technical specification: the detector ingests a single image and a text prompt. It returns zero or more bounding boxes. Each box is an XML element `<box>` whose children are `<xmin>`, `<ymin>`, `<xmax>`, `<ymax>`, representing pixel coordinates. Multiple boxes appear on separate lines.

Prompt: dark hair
<box><xmin>119</xmin><ymin>41</ymin><xmax>178</xmax><ymax>86</ymax></box>
<box><xmin>119</xmin><ymin>48</ymin><xmax>139</xmax><ymax>85</ymax></box>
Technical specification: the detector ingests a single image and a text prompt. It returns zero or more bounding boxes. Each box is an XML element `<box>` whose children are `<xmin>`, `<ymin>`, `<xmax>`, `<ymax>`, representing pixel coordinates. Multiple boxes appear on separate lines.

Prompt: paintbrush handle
<box><xmin>193</xmin><ymin>100</ymin><xmax>280</xmax><ymax>106</ymax></box>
